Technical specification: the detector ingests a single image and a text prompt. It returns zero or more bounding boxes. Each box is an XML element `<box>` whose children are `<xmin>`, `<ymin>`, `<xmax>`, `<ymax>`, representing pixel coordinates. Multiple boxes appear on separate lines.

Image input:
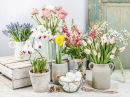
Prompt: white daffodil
<box><xmin>37</xmin><ymin>25</ymin><xmax>46</xmax><ymax>32</ymax></box>
<box><xmin>35</xmin><ymin>41</ymin><xmax>42</xmax><ymax>50</ymax></box>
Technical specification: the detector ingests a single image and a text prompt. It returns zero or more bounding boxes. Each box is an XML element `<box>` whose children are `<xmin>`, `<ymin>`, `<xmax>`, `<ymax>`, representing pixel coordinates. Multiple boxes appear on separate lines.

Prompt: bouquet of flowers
<box><xmin>2</xmin><ymin>22</ymin><xmax>33</xmax><ymax>42</ymax></box>
<box><xmin>83</xmin><ymin>21</ymin><xmax>130</xmax><ymax>82</ymax></box>
<box><xmin>62</xmin><ymin>19</ymin><xmax>87</xmax><ymax>59</ymax></box>
<box><xmin>30</xmin><ymin>5</ymin><xmax>68</xmax><ymax>42</ymax></box>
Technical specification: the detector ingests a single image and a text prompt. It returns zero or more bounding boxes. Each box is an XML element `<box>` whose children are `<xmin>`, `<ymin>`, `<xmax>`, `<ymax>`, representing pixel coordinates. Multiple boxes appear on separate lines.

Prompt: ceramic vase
<box><xmin>89</xmin><ymin>62</ymin><xmax>114</xmax><ymax>90</ymax></box>
<box><xmin>9</xmin><ymin>41</ymin><xmax>28</xmax><ymax>60</ymax></box>
<box><xmin>52</xmin><ymin>61</ymin><xmax>68</xmax><ymax>85</ymax></box>
<box><xmin>73</xmin><ymin>58</ymin><xmax>87</xmax><ymax>80</ymax></box>
<box><xmin>43</xmin><ymin>37</ymin><xmax>56</xmax><ymax>61</ymax></box>
<box><xmin>29</xmin><ymin>69</ymin><xmax>50</xmax><ymax>92</ymax></box>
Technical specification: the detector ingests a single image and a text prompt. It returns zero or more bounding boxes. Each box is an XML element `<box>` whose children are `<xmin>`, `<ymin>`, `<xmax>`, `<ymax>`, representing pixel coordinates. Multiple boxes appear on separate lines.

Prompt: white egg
<box><xmin>69</xmin><ymin>83</ymin><xmax>78</xmax><ymax>92</ymax></box>
<box><xmin>66</xmin><ymin>72</ymin><xmax>76</xmax><ymax>81</ymax></box>
<box><xmin>74</xmin><ymin>78</ymin><xmax>82</xmax><ymax>86</ymax></box>
<box><xmin>59</xmin><ymin>76</ymin><xmax>65</xmax><ymax>81</ymax></box>
<box><xmin>75</xmin><ymin>78</ymin><xmax>81</xmax><ymax>81</ymax></box>
<box><xmin>63</xmin><ymin>77</ymin><xmax>71</xmax><ymax>82</ymax></box>
<box><xmin>63</xmin><ymin>84</ymin><xmax>69</xmax><ymax>92</ymax></box>
<box><xmin>75</xmin><ymin>71</ymin><xmax>82</xmax><ymax>79</ymax></box>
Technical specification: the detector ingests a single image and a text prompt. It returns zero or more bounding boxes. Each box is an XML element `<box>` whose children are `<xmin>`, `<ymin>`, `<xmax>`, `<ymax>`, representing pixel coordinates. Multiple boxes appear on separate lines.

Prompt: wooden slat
<box><xmin>5</xmin><ymin>61</ymin><xmax>29</xmax><ymax>67</ymax></box>
<box><xmin>9</xmin><ymin>64</ymin><xmax>31</xmax><ymax>70</ymax></box>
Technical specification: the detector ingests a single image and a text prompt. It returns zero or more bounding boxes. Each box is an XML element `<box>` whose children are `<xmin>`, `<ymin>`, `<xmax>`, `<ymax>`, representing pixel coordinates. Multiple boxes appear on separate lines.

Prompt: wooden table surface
<box><xmin>0</xmin><ymin>70</ymin><xmax>130</xmax><ymax>97</ymax></box>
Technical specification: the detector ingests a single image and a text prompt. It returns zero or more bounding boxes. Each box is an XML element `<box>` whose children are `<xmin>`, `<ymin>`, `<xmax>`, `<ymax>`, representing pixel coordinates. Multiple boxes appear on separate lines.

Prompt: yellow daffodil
<box><xmin>55</xmin><ymin>35</ymin><xmax>65</xmax><ymax>46</ymax></box>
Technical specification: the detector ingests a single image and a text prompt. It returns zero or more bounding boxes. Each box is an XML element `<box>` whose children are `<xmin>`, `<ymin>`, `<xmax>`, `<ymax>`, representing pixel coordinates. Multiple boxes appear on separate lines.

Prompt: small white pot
<box><xmin>29</xmin><ymin>69</ymin><xmax>50</xmax><ymax>93</ymax></box>
<box><xmin>9</xmin><ymin>41</ymin><xmax>28</xmax><ymax>60</ymax></box>
<box><xmin>52</xmin><ymin>61</ymin><xmax>68</xmax><ymax>85</ymax></box>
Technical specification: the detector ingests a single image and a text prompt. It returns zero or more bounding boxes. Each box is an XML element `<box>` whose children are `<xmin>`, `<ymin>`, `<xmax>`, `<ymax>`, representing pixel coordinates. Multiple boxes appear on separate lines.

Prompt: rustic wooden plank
<box><xmin>12</xmin><ymin>67</ymin><xmax>32</xmax><ymax>80</ymax></box>
<box><xmin>0</xmin><ymin>64</ymin><xmax>12</xmax><ymax>79</ymax></box>
<box><xmin>5</xmin><ymin>61</ymin><xmax>30</xmax><ymax>67</ymax></box>
<box><xmin>9</xmin><ymin>63</ymin><xmax>31</xmax><ymax>70</ymax></box>
<box><xmin>13</xmin><ymin>78</ymin><xmax>31</xmax><ymax>89</ymax></box>
<box><xmin>102</xmin><ymin>0</ymin><xmax>130</xmax><ymax>3</ymax></box>
<box><xmin>0</xmin><ymin>56</ymin><xmax>15</xmax><ymax>62</ymax></box>
<box><xmin>0</xmin><ymin>74</ymin><xmax>13</xmax><ymax>89</ymax></box>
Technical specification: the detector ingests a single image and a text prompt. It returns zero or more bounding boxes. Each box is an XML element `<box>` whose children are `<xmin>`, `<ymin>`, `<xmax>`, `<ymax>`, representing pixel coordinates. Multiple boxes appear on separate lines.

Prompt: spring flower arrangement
<box><xmin>2</xmin><ymin>22</ymin><xmax>33</xmax><ymax>42</ymax></box>
<box><xmin>30</xmin><ymin>5</ymin><xmax>68</xmax><ymax>42</ymax></box>
<box><xmin>62</xmin><ymin>19</ymin><xmax>87</xmax><ymax>59</ymax></box>
<box><xmin>83</xmin><ymin>21</ymin><xmax>130</xmax><ymax>82</ymax></box>
<box><xmin>55</xmin><ymin>35</ymin><xmax>65</xmax><ymax>64</ymax></box>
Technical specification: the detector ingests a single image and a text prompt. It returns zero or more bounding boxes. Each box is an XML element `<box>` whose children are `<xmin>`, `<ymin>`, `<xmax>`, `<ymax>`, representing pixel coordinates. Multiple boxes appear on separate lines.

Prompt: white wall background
<box><xmin>0</xmin><ymin>0</ymin><xmax>88</xmax><ymax>68</ymax></box>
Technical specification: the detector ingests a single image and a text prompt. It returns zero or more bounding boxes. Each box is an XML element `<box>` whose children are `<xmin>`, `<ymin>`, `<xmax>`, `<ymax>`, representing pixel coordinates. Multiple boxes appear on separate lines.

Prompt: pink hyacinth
<box><xmin>30</xmin><ymin>8</ymin><xmax>39</xmax><ymax>15</ymax></box>
<box><xmin>55</xmin><ymin>6</ymin><xmax>62</xmax><ymax>11</ymax></box>
<box><xmin>58</xmin><ymin>10</ymin><xmax>68</xmax><ymax>19</ymax></box>
<box><xmin>84</xmin><ymin>49</ymin><xmax>91</xmax><ymax>54</ymax></box>
<box><xmin>42</xmin><ymin>9</ymin><xmax>51</xmax><ymax>17</ymax></box>
<box><xmin>92</xmin><ymin>49</ymin><xmax>97</xmax><ymax>56</ymax></box>
<box><xmin>112</xmin><ymin>47</ymin><xmax>117</xmax><ymax>54</ymax></box>
<box><xmin>110</xmin><ymin>55</ymin><xmax>116</xmax><ymax>59</ymax></box>
<box><xmin>41</xmin><ymin>5</ymin><xmax>46</xmax><ymax>10</ymax></box>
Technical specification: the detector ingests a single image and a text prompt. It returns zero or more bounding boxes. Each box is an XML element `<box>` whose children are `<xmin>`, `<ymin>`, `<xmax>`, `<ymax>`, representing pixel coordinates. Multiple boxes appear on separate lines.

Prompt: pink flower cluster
<box><xmin>88</xmin><ymin>25</ymin><xmax>99</xmax><ymax>39</ymax></box>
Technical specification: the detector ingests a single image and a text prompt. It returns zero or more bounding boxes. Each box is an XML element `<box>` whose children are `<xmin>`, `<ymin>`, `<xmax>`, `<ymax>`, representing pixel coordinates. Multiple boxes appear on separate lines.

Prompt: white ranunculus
<box><xmin>46</xmin><ymin>5</ymin><xmax>55</xmax><ymax>11</ymax></box>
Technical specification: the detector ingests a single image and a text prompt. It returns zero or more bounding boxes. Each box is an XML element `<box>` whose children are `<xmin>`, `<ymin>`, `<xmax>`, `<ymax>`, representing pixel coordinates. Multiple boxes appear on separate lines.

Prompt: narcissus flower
<box><xmin>55</xmin><ymin>35</ymin><xmax>65</xmax><ymax>46</ymax></box>
<box><xmin>35</xmin><ymin>41</ymin><xmax>42</xmax><ymax>49</ymax></box>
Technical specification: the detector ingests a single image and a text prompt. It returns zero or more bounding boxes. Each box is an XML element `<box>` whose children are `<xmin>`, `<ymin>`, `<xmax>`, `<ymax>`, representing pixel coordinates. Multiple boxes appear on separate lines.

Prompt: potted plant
<box><xmin>62</xmin><ymin>19</ymin><xmax>87</xmax><ymax>79</ymax></box>
<box><xmin>52</xmin><ymin>35</ymin><xmax>68</xmax><ymax>84</ymax></box>
<box><xmin>2</xmin><ymin>22</ymin><xmax>33</xmax><ymax>60</ymax></box>
<box><xmin>83</xmin><ymin>21</ymin><xmax>130</xmax><ymax>89</ymax></box>
<box><xmin>29</xmin><ymin>57</ymin><xmax>50</xmax><ymax>92</ymax></box>
<box><xmin>30</xmin><ymin>5</ymin><xmax>68</xmax><ymax>61</ymax></box>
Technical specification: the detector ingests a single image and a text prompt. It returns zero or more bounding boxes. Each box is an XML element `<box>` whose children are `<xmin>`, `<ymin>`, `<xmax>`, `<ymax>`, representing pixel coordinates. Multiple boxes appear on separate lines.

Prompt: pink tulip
<box><xmin>107</xmin><ymin>38</ymin><xmax>110</xmax><ymax>45</ymax></box>
<box><xmin>55</xmin><ymin>6</ymin><xmax>62</xmax><ymax>11</ymax></box>
<box><xmin>110</xmin><ymin>55</ymin><xmax>116</xmax><ymax>59</ymax></box>
<box><xmin>119</xmin><ymin>47</ymin><xmax>125</xmax><ymax>52</ymax></box>
<box><xmin>82</xmin><ymin>40</ymin><xmax>87</xmax><ymax>46</ymax></box>
<box><xmin>30</xmin><ymin>8</ymin><xmax>39</xmax><ymax>15</ymax></box>
<box><xmin>84</xmin><ymin>49</ymin><xmax>90</xmax><ymax>54</ymax></box>
<box><xmin>42</xmin><ymin>9</ymin><xmax>51</xmax><ymax>17</ymax></box>
<box><xmin>41</xmin><ymin>5</ymin><xmax>46</xmax><ymax>10</ymax></box>
<box><xmin>92</xmin><ymin>49</ymin><xmax>97</xmax><ymax>56</ymax></box>
<box><xmin>96</xmin><ymin>43</ymin><xmax>99</xmax><ymax>50</ymax></box>
<box><xmin>98</xmin><ymin>53</ymin><xmax>101</xmax><ymax>58</ymax></box>
<box><xmin>87</xmin><ymin>38</ymin><xmax>92</xmax><ymax>45</ymax></box>
<box><xmin>57</xmin><ymin>10</ymin><xmax>68</xmax><ymax>19</ymax></box>
<box><xmin>77</xmin><ymin>41</ymin><xmax>81</xmax><ymax>46</ymax></box>
<box><xmin>110</xmin><ymin>37</ymin><xmax>115</xmax><ymax>44</ymax></box>
<box><xmin>112</xmin><ymin>47</ymin><xmax>117</xmax><ymax>53</ymax></box>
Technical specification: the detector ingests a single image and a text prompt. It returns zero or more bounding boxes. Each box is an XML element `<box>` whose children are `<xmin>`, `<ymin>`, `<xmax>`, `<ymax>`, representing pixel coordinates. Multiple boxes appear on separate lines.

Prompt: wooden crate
<box><xmin>0</xmin><ymin>56</ymin><xmax>69</xmax><ymax>89</ymax></box>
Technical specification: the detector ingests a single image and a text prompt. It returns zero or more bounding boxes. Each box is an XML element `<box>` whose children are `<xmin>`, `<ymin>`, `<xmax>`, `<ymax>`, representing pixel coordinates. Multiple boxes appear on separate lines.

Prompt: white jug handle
<box><xmin>89</xmin><ymin>62</ymin><xmax>94</xmax><ymax>70</ymax></box>
<box><xmin>109</xmin><ymin>63</ymin><xmax>114</xmax><ymax>70</ymax></box>
<box><xmin>9</xmin><ymin>41</ymin><xmax>15</xmax><ymax>49</ymax></box>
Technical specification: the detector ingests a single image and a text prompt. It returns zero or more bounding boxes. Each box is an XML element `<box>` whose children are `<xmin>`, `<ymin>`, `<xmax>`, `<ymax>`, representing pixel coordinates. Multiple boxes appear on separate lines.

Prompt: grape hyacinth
<box><xmin>2</xmin><ymin>22</ymin><xmax>33</xmax><ymax>42</ymax></box>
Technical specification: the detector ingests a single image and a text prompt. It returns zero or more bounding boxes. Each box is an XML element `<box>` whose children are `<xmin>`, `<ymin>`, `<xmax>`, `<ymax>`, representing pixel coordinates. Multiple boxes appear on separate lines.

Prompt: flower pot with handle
<box><xmin>29</xmin><ymin>69</ymin><xmax>50</xmax><ymax>92</ymax></box>
<box><xmin>89</xmin><ymin>62</ymin><xmax>114</xmax><ymax>90</ymax></box>
<box><xmin>9</xmin><ymin>41</ymin><xmax>29</xmax><ymax>60</ymax></box>
<box><xmin>52</xmin><ymin>61</ymin><xmax>68</xmax><ymax>85</ymax></box>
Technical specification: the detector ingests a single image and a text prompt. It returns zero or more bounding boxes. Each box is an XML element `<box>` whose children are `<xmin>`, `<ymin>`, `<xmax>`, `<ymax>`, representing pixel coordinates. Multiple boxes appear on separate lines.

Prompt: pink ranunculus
<box><xmin>92</xmin><ymin>49</ymin><xmax>97</xmax><ymax>56</ymax></box>
<box><xmin>30</xmin><ymin>8</ymin><xmax>39</xmax><ymax>15</ymax></box>
<box><xmin>41</xmin><ymin>5</ymin><xmax>46</xmax><ymax>10</ymax></box>
<box><xmin>82</xmin><ymin>40</ymin><xmax>87</xmax><ymax>46</ymax></box>
<box><xmin>110</xmin><ymin>37</ymin><xmax>115</xmax><ymax>44</ymax></box>
<box><xmin>55</xmin><ymin>6</ymin><xmax>62</xmax><ymax>11</ymax></box>
<box><xmin>84</xmin><ymin>49</ymin><xmax>90</xmax><ymax>54</ymax></box>
<box><xmin>57</xmin><ymin>10</ymin><xmax>68</xmax><ymax>19</ymax></box>
<box><xmin>42</xmin><ymin>9</ymin><xmax>51</xmax><ymax>17</ymax></box>
<box><xmin>98</xmin><ymin>53</ymin><xmax>101</xmax><ymax>58</ymax></box>
<box><xmin>112</xmin><ymin>47</ymin><xmax>117</xmax><ymax>54</ymax></box>
<box><xmin>110</xmin><ymin>55</ymin><xmax>116</xmax><ymax>59</ymax></box>
<box><xmin>77</xmin><ymin>41</ymin><xmax>81</xmax><ymax>46</ymax></box>
<box><xmin>119</xmin><ymin>47</ymin><xmax>125</xmax><ymax>52</ymax></box>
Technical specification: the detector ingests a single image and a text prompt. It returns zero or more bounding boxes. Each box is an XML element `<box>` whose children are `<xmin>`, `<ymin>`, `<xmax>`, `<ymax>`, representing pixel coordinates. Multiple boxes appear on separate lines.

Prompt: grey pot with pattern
<box><xmin>52</xmin><ymin>61</ymin><xmax>68</xmax><ymax>85</ymax></box>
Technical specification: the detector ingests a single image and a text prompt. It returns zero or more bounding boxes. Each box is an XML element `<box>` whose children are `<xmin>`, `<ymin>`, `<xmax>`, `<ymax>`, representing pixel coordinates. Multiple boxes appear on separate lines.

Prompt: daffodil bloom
<box><xmin>55</xmin><ymin>35</ymin><xmax>65</xmax><ymax>46</ymax></box>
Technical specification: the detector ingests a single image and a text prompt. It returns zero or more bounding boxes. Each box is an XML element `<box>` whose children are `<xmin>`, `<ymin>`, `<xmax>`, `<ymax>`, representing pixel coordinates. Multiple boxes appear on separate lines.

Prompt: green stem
<box><xmin>118</xmin><ymin>55</ymin><xmax>126</xmax><ymax>82</ymax></box>
<box><xmin>34</xmin><ymin>49</ymin><xmax>44</xmax><ymax>61</ymax></box>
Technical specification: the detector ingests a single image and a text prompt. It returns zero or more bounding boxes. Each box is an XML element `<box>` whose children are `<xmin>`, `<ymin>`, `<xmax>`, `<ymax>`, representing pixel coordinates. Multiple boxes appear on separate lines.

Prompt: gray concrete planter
<box><xmin>29</xmin><ymin>69</ymin><xmax>50</xmax><ymax>93</ymax></box>
<box><xmin>52</xmin><ymin>61</ymin><xmax>68</xmax><ymax>85</ymax></box>
<box><xmin>89</xmin><ymin>62</ymin><xmax>114</xmax><ymax>90</ymax></box>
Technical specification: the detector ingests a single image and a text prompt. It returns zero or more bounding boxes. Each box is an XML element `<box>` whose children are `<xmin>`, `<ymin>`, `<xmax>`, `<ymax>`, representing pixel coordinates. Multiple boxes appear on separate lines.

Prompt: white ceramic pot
<box><xmin>89</xmin><ymin>62</ymin><xmax>114</xmax><ymax>90</ymax></box>
<box><xmin>29</xmin><ymin>69</ymin><xmax>50</xmax><ymax>93</ymax></box>
<box><xmin>52</xmin><ymin>61</ymin><xmax>68</xmax><ymax>85</ymax></box>
<box><xmin>9</xmin><ymin>41</ymin><xmax>29</xmax><ymax>60</ymax></box>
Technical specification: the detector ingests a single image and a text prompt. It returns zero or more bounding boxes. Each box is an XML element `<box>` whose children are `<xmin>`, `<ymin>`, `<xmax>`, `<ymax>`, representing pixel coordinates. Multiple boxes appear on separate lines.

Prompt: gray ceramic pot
<box><xmin>29</xmin><ymin>69</ymin><xmax>50</xmax><ymax>93</ymax></box>
<box><xmin>52</xmin><ymin>61</ymin><xmax>68</xmax><ymax>85</ymax></box>
<box><xmin>89</xmin><ymin>62</ymin><xmax>114</xmax><ymax>90</ymax></box>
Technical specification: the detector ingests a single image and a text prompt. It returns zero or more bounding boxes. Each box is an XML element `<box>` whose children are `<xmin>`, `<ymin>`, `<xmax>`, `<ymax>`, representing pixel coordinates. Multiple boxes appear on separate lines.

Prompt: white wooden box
<box><xmin>0</xmin><ymin>56</ymin><xmax>69</xmax><ymax>89</ymax></box>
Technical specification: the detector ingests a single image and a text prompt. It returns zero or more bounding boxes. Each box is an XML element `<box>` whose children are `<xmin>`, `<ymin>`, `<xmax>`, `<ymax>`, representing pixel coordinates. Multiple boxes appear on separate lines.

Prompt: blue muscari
<box><xmin>2</xmin><ymin>22</ymin><xmax>33</xmax><ymax>42</ymax></box>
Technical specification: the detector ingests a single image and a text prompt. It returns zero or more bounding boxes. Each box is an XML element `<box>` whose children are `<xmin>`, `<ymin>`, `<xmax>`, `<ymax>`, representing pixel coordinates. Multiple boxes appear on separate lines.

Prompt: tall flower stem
<box><xmin>118</xmin><ymin>55</ymin><xmax>126</xmax><ymax>82</ymax></box>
